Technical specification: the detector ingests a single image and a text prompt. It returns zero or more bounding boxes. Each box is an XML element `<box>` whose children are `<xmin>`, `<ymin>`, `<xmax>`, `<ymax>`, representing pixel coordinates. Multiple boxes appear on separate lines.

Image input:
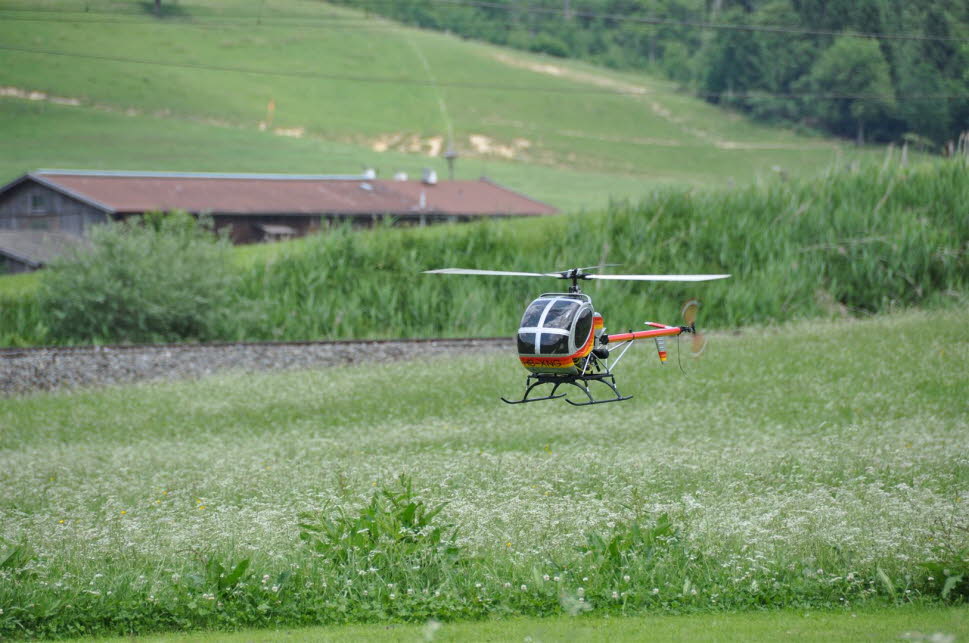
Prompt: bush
<box><xmin>528</xmin><ymin>34</ymin><xmax>570</xmax><ymax>58</ymax></box>
<box><xmin>38</xmin><ymin>212</ymin><xmax>239</xmax><ymax>344</ymax></box>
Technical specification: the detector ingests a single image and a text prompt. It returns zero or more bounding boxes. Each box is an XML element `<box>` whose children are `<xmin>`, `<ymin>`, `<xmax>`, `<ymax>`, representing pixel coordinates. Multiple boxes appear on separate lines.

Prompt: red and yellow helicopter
<box><xmin>424</xmin><ymin>266</ymin><xmax>730</xmax><ymax>406</ymax></box>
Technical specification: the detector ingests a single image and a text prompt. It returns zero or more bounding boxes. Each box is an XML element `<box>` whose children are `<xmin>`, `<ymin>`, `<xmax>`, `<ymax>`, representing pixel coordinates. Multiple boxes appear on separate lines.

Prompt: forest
<box><xmin>336</xmin><ymin>0</ymin><xmax>969</xmax><ymax>148</ymax></box>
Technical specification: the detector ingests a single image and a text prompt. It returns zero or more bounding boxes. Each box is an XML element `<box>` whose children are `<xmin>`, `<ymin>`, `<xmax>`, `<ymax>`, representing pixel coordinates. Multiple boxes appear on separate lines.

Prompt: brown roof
<box><xmin>374</xmin><ymin>178</ymin><xmax>557</xmax><ymax>216</ymax></box>
<box><xmin>20</xmin><ymin>171</ymin><xmax>557</xmax><ymax>217</ymax></box>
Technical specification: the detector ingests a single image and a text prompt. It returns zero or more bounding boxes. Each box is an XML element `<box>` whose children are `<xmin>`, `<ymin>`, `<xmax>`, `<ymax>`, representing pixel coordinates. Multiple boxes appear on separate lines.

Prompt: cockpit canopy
<box><xmin>516</xmin><ymin>295</ymin><xmax>594</xmax><ymax>357</ymax></box>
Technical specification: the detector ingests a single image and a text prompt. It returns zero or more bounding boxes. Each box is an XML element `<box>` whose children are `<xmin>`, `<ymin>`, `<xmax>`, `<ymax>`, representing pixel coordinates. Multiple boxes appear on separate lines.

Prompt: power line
<box><xmin>0</xmin><ymin>14</ymin><xmax>403</xmax><ymax>30</ymax></box>
<box><xmin>348</xmin><ymin>0</ymin><xmax>969</xmax><ymax>43</ymax></box>
<box><xmin>2</xmin><ymin>44</ymin><xmax>966</xmax><ymax>103</ymax></box>
<box><xmin>2</xmin><ymin>1</ymin><xmax>967</xmax><ymax>43</ymax></box>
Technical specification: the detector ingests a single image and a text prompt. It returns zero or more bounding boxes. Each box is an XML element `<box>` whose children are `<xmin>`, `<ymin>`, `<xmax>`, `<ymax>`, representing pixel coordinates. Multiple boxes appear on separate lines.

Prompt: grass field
<box><xmin>0</xmin><ymin>0</ymin><xmax>892</xmax><ymax>209</ymax></box>
<box><xmin>78</xmin><ymin>607</ymin><xmax>969</xmax><ymax>642</ymax></box>
<box><xmin>2</xmin><ymin>308</ymin><xmax>967</xmax><ymax>638</ymax></box>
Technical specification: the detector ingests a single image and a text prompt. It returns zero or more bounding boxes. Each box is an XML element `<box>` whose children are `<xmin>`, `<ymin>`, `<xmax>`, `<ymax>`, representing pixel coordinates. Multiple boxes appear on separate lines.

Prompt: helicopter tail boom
<box><xmin>603</xmin><ymin>324</ymin><xmax>684</xmax><ymax>343</ymax></box>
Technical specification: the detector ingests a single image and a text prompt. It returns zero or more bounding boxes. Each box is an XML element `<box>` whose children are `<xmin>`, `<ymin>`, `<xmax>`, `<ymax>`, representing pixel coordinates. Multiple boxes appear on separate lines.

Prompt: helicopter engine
<box><xmin>515</xmin><ymin>293</ymin><xmax>604</xmax><ymax>375</ymax></box>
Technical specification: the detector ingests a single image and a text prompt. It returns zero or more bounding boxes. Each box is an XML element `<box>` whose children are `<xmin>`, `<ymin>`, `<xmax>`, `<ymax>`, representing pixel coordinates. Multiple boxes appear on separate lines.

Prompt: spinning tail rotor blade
<box><xmin>691</xmin><ymin>331</ymin><xmax>707</xmax><ymax>357</ymax></box>
<box><xmin>680</xmin><ymin>299</ymin><xmax>706</xmax><ymax>357</ymax></box>
<box><xmin>423</xmin><ymin>268</ymin><xmax>562</xmax><ymax>278</ymax></box>
<box><xmin>681</xmin><ymin>299</ymin><xmax>699</xmax><ymax>325</ymax></box>
<box><xmin>588</xmin><ymin>274</ymin><xmax>731</xmax><ymax>282</ymax></box>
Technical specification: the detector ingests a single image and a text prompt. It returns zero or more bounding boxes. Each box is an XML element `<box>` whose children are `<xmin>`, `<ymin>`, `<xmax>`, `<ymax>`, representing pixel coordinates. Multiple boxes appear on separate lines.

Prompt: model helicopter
<box><xmin>424</xmin><ymin>266</ymin><xmax>730</xmax><ymax>406</ymax></box>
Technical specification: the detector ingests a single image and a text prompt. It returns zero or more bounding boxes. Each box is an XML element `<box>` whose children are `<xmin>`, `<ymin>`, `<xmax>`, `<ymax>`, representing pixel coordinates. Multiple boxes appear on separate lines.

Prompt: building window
<box><xmin>30</xmin><ymin>194</ymin><xmax>47</xmax><ymax>213</ymax></box>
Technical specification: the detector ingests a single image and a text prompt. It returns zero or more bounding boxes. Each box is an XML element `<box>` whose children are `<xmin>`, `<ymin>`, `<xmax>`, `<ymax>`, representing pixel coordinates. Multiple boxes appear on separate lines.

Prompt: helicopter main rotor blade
<box><xmin>587</xmin><ymin>274</ymin><xmax>731</xmax><ymax>282</ymax></box>
<box><xmin>423</xmin><ymin>268</ymin><xmax>563</xmax><ymax>278</ymax></box>
<box><xmin>568</xmin><ymin>263</ymin><xmax>623</xmax><ymax>273</ymax></box>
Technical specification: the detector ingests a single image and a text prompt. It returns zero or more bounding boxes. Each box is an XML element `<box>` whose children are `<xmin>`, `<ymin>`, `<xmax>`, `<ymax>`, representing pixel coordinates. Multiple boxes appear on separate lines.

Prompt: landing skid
<box><xmin>501</xmin><ymin>372</ymin><xmax>631</xmax><ymax>406</ymax></box>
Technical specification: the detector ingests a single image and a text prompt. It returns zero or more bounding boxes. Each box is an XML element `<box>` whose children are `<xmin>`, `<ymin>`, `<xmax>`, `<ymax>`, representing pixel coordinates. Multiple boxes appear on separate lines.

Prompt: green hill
<box><xmin>0</xmin><ymin>0</ymin><xmax>891</xmax><ymax>209</ymax></box>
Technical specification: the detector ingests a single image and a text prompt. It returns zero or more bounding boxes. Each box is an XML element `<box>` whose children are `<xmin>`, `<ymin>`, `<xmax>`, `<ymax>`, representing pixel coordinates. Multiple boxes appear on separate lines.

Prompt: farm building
<box><xmin>0</xmin><ymin>231</ymin><xmax>88</xmax><ymax>274</ymax></box>
<box><xmin>0</xmin><ymin>169</ymin><xmax>557</xmax><ymax>270</ymax></box>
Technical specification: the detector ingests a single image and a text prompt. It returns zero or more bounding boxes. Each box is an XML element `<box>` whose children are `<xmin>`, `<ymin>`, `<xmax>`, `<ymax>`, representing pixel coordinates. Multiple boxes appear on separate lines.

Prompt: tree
<box><xmin>803</xmin><ymin>36</ymin><xmax>896</xmax><ymax>144</ymax></box>
<box><xmin>698</xmin><ymin>8</ymin><xmax>766</xmax><ymax>103</ymax></box>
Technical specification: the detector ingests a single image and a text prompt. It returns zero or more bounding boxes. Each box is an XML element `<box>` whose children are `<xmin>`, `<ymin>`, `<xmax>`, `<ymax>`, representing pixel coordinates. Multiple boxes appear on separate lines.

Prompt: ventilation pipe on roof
<box><xmin>445</xmin><ymin>142</ymin><xmax>458</xmax><ymax>180</ymax></box>
<box><xmin>422</xmin><ymin>168</ymin><xmax>437</xmax><ymax>185</ymax></box>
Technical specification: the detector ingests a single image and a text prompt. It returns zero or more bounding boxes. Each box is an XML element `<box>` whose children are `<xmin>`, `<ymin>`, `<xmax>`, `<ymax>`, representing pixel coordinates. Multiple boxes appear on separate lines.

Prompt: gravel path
<box><xmin>0</xmin><ymin>338</ymin><xmax>509</xmax><ymax>396</ymax></box>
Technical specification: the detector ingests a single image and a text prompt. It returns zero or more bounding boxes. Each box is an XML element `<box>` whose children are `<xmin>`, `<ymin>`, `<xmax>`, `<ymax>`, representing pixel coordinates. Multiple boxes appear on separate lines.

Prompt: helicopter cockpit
<box><xmin>516</xmin><ymin>294</ymin><xmax>595</xmax><ymax>361</ymax></box>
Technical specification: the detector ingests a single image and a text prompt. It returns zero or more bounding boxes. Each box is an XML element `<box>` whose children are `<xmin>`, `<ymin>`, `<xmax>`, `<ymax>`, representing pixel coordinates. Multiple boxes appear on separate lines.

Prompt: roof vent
<box><xmin>393</xmin><ymin>171</ymin><xmax>408</xmax><ymax>181</ymax></box>
<box><xmin>360</xmin><ymin>182</ymin><xmax>373</xmax><ymax>191</ymax></box>
<box><xmin>422</xmin><ymin>168</ymin><xmax>437</xmax><ymax>185</ymax></box>
<box><xmin>363</xmin><ymin>168</ymin><xmax>377</xmax><ymax>179</ymax></box>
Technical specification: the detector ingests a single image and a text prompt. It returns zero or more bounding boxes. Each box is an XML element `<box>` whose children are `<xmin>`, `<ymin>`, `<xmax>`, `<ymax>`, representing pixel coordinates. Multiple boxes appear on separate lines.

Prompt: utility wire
<box><xmin>2</xmin><ymin>44</ymin><xmax>966</xmax><ymax>103</ymax></box>
<box><xmin>1</xmin><ymin>1</ymin><xmax>967</xmax><ymax>43</ymax></box>
<box><xmin>0</xmin><ymin>14</ymin><xmax>403</xmax><ymax>29</ymax></box>
<box><xmin>345</xmin><ymin>0</ymin><xmax>969</xmax><ymax>43</ymax></box>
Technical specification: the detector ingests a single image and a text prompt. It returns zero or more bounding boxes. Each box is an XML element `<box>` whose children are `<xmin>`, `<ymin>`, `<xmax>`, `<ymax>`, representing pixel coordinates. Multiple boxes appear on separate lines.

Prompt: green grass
<box><xmin>227</xmin><ymin>160</ymin><xmax>968</xmax><ymax>342</ymax></box>
<box><xmin>77</xmin><ymin>606</ymin><xmax>969</xmax><ymax>642</ymax></box>
<box><xmin>0</xmin><ymin>0</ymin><xmax>894</xmax><ymax>208</ymax></box>
<box><xmin>0</xmin><ymin>97</ymin><xmax>667</xmax><ymax>213</ymax></box>
<box><xmin>1</xmin><ymin>159</ymin><xmax>965</xmax><ymax>346</ymax></box>
<box><xmin>0</xmin><ymin>270</ymin><xmax>39</xmax><ymax>297</ymax></box>
<box><xmin>2</xmin><ymin>308</ymin><xmax>967</xmax><ymax>638</ymax></box>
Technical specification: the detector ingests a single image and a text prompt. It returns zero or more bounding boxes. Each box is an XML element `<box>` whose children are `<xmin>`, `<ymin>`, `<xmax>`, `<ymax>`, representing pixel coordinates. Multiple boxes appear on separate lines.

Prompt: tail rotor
<box><xmin>680</xmin><ymin>299</ymin><xmax>707</xmax><ymax>358</ymax></box>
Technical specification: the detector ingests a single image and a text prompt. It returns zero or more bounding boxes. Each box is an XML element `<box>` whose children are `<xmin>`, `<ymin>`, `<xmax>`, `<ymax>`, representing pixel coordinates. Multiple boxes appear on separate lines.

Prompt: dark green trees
<box><xmin>332</xmin><ymin>0</ymin><xmax>969</xmax><ymax>147</ymax></box>
<box><xmin>803</xmin><ymin>36</ymin><xmax>895</xmax><ymax>144</ymax></box>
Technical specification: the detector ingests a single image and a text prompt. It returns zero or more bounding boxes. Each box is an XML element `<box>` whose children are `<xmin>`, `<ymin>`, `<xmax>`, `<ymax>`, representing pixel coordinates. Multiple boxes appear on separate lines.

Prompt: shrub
<box><xmin>38</xmin><ymin>212</ymin><xmax>239</xmax><ymax>344</ymax></box>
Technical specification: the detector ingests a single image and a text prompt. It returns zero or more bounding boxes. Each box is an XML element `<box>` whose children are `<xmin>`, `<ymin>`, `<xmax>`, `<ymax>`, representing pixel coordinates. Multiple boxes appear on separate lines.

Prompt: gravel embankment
<box><xmin>0</xmin><ymin>339</ymin><xmax>509</xmax><ymax>396</ymax></box>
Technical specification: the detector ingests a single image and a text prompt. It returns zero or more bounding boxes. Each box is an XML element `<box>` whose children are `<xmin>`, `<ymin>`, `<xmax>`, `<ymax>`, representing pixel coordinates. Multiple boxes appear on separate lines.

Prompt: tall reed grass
<box><xmin>1</xmin><ymin>160</ymin><xmax>965</xmax><ymax>345</ymax></box>
<box><xmin>232</xmin><ymin>160</ymin><xmax>967</xmax><ymax>341</ymax></box>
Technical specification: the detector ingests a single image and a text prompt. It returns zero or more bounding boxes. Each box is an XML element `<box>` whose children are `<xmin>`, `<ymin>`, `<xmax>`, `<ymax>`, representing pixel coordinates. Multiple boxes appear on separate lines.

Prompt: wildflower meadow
<box><xmin>1</xmin><ymin>308</ymin><xmax>967</xmax><ymax>638</ymax></box>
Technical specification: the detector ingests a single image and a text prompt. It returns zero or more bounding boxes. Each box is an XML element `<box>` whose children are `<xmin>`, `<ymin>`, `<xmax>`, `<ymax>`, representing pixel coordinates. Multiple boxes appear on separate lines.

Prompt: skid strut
<box><xmin>501</xmin><ymin>372</ymin><xmax>631</xmax><ymax>406</ymax></box>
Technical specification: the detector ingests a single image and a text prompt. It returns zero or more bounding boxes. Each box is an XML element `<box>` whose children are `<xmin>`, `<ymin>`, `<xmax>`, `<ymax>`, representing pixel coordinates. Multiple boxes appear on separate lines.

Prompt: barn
<box><xmin>0</xmin><ymin>169</ymin><xmax>558</xmax><ymax>270</ymax></box>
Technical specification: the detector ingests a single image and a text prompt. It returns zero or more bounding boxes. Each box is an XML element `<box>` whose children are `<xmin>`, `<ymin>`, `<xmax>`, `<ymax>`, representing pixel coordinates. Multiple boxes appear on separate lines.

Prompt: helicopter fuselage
<box><xmin>515</xmin><ymin>293</ymin><xmax>602</xmax><ymax>375</ymax></box>
<box><xmin>515</xmin><ymin>292</ymin><xmax>688</xmax><ymax>376</ymax></box>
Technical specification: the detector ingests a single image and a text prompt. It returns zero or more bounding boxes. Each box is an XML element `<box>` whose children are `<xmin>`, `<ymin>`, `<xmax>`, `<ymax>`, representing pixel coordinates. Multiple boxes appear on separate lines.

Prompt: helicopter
<box><xmin>423</xmin><ymin>266</ymin><xmax>730</xmax><ymax>406</ymax></box>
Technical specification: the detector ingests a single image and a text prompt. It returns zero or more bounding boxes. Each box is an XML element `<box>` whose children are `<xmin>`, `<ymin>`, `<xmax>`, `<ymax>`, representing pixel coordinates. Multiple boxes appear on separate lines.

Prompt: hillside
<box><xmin>0</xmin><ymin>0</ymin><xmax>891</xmax><ymax>210</ymax></box>
<box><xmin>334</xmin><ymin>0</ymin><xmax>969</xmax><ymax>147</ymax></box>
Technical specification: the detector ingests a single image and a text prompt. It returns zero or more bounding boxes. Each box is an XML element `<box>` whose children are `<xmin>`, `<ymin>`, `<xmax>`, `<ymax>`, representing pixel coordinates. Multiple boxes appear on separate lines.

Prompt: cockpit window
<box><xmin>544</xmin><ymin>300</ymin><xmax>579</xmax><ymax>330</ymax></box>
<box><xmin>540</xmin><ymin>332</ymin><xmax>570</xmax><ymax>354</ymax></box>
<box><xmin>517</xmin><ymin>332</ymin><xmax>536</xmax><ymax>354</ymax></box>
<box><xmin>574</xmin><ymin>309</ymin><xmax>593</xmax><ymax>346</ymax></box>
<box><xmin>517</xmin><ymin>297</ymin><xmax>583</xmax><ymax>356</ymax></box>
<box><xmin>520</xmin><ymin>300</ymin><xmax>547</xmax><ymax>327</ymax></box>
